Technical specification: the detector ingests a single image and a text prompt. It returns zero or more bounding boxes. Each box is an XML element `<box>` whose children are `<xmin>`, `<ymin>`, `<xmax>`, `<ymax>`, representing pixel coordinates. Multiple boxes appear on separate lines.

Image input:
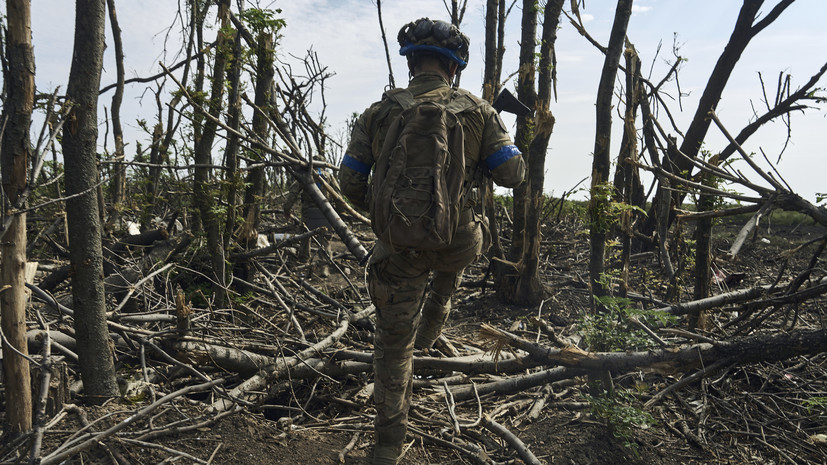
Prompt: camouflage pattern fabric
<box><xmin>368</xmin><ymin>220</ymin><xmax>482</xmax><ymax>450</ymax></box>
<box><xmin>339</xmin><ymin>70</ymin><xmax>526</xmax><ymax>463</ymax></box>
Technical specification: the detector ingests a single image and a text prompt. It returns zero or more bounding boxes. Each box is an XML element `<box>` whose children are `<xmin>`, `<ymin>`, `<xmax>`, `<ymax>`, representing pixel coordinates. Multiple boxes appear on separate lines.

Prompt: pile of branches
<box><xmin>2</xmin><ymin>213</ymin><xmax>827</xmax><ymax>464</ymax></box>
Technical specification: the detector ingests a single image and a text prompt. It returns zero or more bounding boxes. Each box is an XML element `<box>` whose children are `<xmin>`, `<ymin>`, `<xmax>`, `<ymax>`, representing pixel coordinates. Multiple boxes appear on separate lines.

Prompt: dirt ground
<box><xmin>3</xmin><ymin>215</ymin><xmax>826</xmax><ymax>464</ymax></box>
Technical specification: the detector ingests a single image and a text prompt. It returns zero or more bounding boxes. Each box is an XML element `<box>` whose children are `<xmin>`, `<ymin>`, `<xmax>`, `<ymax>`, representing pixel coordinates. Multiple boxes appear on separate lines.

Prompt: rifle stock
<box><xmin>492</xmin><ymin>88</ymin><xmax>531</xmax><ymax>117</ymax></box>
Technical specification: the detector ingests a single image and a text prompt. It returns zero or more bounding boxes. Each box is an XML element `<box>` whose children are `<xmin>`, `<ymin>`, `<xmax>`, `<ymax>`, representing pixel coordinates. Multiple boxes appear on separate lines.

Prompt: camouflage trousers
<box><xmin>367</xmin><ymin>220</ymin><xmax>483</xmax><ymax>457</ymax></box>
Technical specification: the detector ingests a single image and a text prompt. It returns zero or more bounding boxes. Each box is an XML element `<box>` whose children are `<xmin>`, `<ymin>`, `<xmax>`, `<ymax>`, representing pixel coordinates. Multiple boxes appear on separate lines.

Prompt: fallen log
<box><xmin>329</xmin><ymin>349</ymin><xmax>537</xmax><ymax>376</ymax></box>
<box><xmin>654</xmin><ymin>276</ymin><xmax>827</xmax><ymax>317</ymax></box>
<box><xmin>165</xmin><ymin>343</ymin><xmax>537</xmax><ymax>380</ymax></box>
<box><xmin>448</xmin><ymin>366</ymin><xmax>586</xmax><ymax>402</ymax></box>
<box><xmin>170</xmin><ymin>340</ymin><xmax>273</xmax><ymax>375</ymax></box>
<box><xmin>480</xmin><ymin>323</ymin><xmax>827</xmax><ymax>373</ymax></box>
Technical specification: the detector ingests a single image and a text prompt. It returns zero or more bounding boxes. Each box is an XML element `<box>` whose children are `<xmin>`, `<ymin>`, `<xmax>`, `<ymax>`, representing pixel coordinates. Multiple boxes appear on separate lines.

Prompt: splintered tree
<box><xmin>192</xmin><ymin>0</ymin><xmax>232</xmax><ymax>307</ymax></box>
<box><xmin>587</xmin><ymin>0</ymin><xmax>633</xmax><ymax>303</ymax></box>
<box><xmin>1</xmin><ymin>0</ymin><xmax>34</xmax><ymax>433</ymax></box>
<box><xmin>239</xmin><ymin>28</ymin><xmax>276</xmax><ymax>260</ymax></box>
<box><xmin>493</xmin><ymin>0</ymin><xmax>564</xmax><ymax>306</ymax></box>
<box><xmin>492</xmin><ymin>0</ymin><xmax>535</xmax><ymax>304</ymax></box>
<box><xmin>61</xmin><ymin>0</ymin><xmax>119</xmax><ymax>400</ymax></box>
<box><xmin>519</xmin><ymin>0</ymin><xmax>564</xmax><ymax>304</ymax></box>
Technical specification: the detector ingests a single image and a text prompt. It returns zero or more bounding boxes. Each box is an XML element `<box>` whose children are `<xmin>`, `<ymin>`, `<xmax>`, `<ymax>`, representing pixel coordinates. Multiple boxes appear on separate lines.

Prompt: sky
<box><xmin>13</xmin><ymin>0</ymin><xmax>827</xmax><ymax>204</ymax></box>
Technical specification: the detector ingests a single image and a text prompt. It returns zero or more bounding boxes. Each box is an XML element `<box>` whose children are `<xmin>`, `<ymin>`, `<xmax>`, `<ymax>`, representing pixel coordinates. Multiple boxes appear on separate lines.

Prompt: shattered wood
<box><xmin>4</xmin><ymin>212</ymin><xmax>826</xmax><ymax>464</ymax></box>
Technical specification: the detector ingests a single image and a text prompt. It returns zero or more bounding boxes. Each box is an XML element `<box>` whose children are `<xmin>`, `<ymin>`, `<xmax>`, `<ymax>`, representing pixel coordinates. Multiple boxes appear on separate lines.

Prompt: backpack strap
<box><xmin>383</xmin><ymin>88</ymin><xmax>416</xmax><ymax>110</ymax></box>
<box><xmin>445</xmin><ymin>91</ymin><xmax>480</xmax><ymax>115</ymax></box>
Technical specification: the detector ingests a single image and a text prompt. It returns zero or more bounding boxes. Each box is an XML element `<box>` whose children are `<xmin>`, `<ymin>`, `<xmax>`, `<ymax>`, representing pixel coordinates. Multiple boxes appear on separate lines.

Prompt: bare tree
<box><xmin>1</xmin><ymin>0</ymin><xmax>34</xmax><ymax>433</ymax></box>
<box><xmin>587</xmin><ymin>0</ymin><xmax>633</xmax><ymax>303</ymax></box>
<box><xmin>105</xmin><ymin>0</ymin><xmax>126</xmax><ymax>225</ymax></box>
<box><xmin>493</xmin><ymin>0</ymin><xmax>564</xmax><ymax>306</ymax></box>
<box><xmin>516</xmin><ymin>0</ymin><xmax>565</xmax><ymax>305</ymax></box>
<box><xmin>61</xmin><ymin>0</ymin><xmax>119</xmax><ymax>400</ymax></box>
<box><xmin>639</xmin><ymin>0</ymin><xmax>795</xmax><ymax>244</ymax></box>
<box><xmin>240</xmin><ymin>30</ymin><xmax>275</xmax><ymax>246</ymax></box>
<box><xmin>443</xmin><ymin>0</ymin><xmax>467</xmax><ymax>26</ymax></box>
<box><xmin>482</xmin><ymin>0</ymin><xmax>500</xmax><ymax>102</ymax></box>
<box><xmin>192</xmin><ymin>0</ymin><xmax>231</xmax><ymax>307</ymax></box>
<box><xmin>222</xmin><ymin>32</ymin><xmax>243</xmax><ymax>253</ymax></box>
<box><xmin>375</xmin><ymin>0</ymin><xmax>395</xmax><ymax>89</ymax></box>
<box><xmin>611</xmin><ymin>44</ymin><xmax>644</xmax><ymax>299</ymax></box>
<box><xmin>493</xmin><ymin>0</ymin><xmax>536</xmax><ymax>303</ymax></box>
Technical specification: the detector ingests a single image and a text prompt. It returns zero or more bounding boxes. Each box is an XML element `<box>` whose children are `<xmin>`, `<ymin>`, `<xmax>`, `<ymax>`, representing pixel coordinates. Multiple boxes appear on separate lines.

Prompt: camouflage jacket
<box><xmin>339</xmin><ymin>72</ymin><xmax>526</xmax><ymax>212</ymax></box>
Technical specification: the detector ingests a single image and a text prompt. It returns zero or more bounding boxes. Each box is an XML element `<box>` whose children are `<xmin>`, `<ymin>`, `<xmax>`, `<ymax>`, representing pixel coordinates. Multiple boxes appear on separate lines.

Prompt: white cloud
<box><xmin>17</xmin><ymin>0</ymin><xmax>826</xmax><ymax>202</ymax></box>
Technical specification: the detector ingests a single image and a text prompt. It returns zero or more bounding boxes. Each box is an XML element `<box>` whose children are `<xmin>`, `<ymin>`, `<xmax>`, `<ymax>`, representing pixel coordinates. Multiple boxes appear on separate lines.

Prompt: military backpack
<box><xmin>370</xmin><ymin>88</ymin><xmax>475</xmax><ymax>251</ymax></box>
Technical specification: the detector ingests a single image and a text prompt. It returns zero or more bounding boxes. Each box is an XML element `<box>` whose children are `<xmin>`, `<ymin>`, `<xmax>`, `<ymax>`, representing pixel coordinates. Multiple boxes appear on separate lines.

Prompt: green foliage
<box><xmin>493</xmin><ymin>193</ymin><xmax>513</xmax><ymax>212</ymax></box>
<box><xmin>585</xmin><ymin>389</ymin><xmax>657</xmax><ymax>456</ymax></box>
<box><xmin>232</xmin><ymin>291</ymin><xmax>255</xmax><ymax>306</ymax></box>
<box><xmin>768</xmin><ymin>209</ymin><xmax>816</xmax><ymax>226</ymax></box>
<box><xmin>578</xmin><ymin>273</ymin><xmax>677</xmax><ymax>352</ymax></box>
<box><xmin>588</xmin><ymin>182</ymin><xmax>645</xmax><ymax>234</ymax></box>
<box><xmin>239</xmin><ymin>8</ymin><xmax>285</xmax><ymax>35</ymax></box>
<box><xmin>802</xmin><ymin>396</ymin><xmax>827</xmax><ymax>415</ymax></box>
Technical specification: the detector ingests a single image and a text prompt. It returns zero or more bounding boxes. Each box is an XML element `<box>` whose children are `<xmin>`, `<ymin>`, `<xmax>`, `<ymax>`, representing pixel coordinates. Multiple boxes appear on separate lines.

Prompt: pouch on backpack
<box><xmin>370</xmin><ymin>89</ymin><xmax>474</xmax><ymax>251</ymax></box>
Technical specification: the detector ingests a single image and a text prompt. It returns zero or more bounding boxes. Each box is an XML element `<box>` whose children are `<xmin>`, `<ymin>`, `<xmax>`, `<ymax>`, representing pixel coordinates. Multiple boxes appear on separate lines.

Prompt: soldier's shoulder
<box><xmin>451</xmin><ymin>87</ymin><xmax>488</xmax><ymax>112</ymax></box>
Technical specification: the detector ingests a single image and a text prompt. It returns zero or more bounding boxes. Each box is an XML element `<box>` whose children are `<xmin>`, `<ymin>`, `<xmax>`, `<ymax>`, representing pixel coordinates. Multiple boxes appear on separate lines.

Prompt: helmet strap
<box><xmin>450</xmin><ymin>63</ymin><xmax>461</xmax><ymax>88</ymax></box>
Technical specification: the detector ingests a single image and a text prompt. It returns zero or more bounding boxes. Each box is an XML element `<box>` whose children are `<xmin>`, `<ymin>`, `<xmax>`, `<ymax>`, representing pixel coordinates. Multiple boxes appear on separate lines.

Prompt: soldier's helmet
<box><xmin>397</xmin><ymin>18</ymin><xmax>470</xmax><ymax>70</ymax></box>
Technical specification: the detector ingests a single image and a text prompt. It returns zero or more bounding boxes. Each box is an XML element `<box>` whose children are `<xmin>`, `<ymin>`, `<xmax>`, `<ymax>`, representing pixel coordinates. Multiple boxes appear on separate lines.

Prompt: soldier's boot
<box><xmin>372</xmin><ymin>444</ymin><xmax>402</xmax><ymax>465</ymax></box>
<box><xmin>414</xmin><ymin>288</ymin><xmax>452</xmax><ymax>350</ymax></box>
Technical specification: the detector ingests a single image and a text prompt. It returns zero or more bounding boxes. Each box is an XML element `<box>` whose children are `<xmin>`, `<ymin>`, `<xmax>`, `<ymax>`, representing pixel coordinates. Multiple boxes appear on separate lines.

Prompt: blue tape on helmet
<box><xmin>399</xmin><ymin>43</ymin><xmax>467</xmax><ymax>67</ymax></box>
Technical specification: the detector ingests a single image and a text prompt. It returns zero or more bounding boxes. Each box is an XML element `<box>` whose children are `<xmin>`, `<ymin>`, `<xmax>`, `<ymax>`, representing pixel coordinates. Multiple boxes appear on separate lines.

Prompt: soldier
<box><xmin>339</xmin><ymin>18</ymin><xmax>526</xmax><ymax>465</ymax></box>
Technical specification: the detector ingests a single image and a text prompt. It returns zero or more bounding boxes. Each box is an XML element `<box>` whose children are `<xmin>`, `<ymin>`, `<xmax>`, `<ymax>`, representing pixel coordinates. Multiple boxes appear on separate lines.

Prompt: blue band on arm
<box><xmin>342</xmin><ymin>154</ymin><xmax>372</xmax><ymax>175</ymax></box>
<box><xmin>485</xmin><ymin>145</ymin><xmax>521</xmax><ymax>170</ymax></box>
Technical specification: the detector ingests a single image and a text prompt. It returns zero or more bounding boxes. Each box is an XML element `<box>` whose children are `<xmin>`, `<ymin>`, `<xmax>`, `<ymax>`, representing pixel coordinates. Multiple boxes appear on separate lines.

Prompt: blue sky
<box><xmin>17</xmin><ymin>0</ymin><xmax>827</xmax><ymax>203</ymax></box>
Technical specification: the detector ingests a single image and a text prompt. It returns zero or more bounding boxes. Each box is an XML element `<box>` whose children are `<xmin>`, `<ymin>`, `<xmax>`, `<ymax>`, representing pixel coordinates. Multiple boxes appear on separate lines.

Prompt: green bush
<box><xmin>585</xmin><ymin>388</ymin><xmax>657</xmax><ymax>456</ymax></box>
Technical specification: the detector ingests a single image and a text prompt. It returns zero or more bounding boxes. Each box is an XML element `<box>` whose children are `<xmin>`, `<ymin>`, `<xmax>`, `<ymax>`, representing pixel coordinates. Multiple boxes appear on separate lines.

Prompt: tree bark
<box><xmin>222</xmin><ymin>32</ymin><xmax>242</xmax><ymax>252</ymax></box>
<box><xmin>512</xmin><ymin>0</ymin><xmax>564</xmax><ymax>306</ymax></box>
<box><xmin>482</xmin><ymin>0</ymin><xmax>499</xmax><ymax>103</ymax></box>
<box><xmin>105</xmin><ymin>0</ymin><xmax>126</xmax><ymax>222</ymax></box>
<box><xmin>690</xmin><ymin>191</ymin><xmax>713</xmax><ymax>328</ymax></box>
<box><xmin>1</xmin><ymin>0</ymin><xmax>34</xmax><ymax>433</ymax></box>
<box><xmin>508</xmin><ymin>0</ymin><xmax>537</xmax><ymax>263</ymax></box>
<box><xmin>481</xmin><ymin>0</ymin><xmax>508</xmax><ymax>292</ymax></box>
<box><xmin>587</xmin><ymin>0</ymin><xmax>632</xmax><ymax>303</ymax></box>
<box><xmin>494</xmin><ymin>0</ymin><xmax>536</xmax><ymax>303</ymax></box>
<box><xmin>614</xmin><ymin>45</ymin><xmax>643</xmax><ymax>298</ymax></box>
<box><xmin>61</xmin><ymin>0</ymin><xmax>119</xmax><ymax>401</ymax></box>
<box><xmin>192</xmin><ymin>0</ymin><xmax>231</xmax><ymax>307</ymax></box>
<box><xmin>240</xmin><ymin>32</ymin><xmax>274</xmax><ymax>243</ymax></box>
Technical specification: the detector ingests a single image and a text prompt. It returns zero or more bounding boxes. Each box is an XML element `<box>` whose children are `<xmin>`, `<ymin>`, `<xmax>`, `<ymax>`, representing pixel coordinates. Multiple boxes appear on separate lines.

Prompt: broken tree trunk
<box><xmin>481</xmin><ymin>323</ymin><xmax>827</xmax><ymax>373</ymax></box>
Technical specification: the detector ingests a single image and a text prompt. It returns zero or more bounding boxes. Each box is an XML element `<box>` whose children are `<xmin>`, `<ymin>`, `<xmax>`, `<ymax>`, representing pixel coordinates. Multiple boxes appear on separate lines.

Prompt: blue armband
<box><xmin>485</xmin><ymin>145</ymin><xmax>521</xmax><ymax>170</ymax></box>
<box><xmin>342</xmin><ymin>154</ymin><xmax>372</xmax><ymax>175</ymax></box>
